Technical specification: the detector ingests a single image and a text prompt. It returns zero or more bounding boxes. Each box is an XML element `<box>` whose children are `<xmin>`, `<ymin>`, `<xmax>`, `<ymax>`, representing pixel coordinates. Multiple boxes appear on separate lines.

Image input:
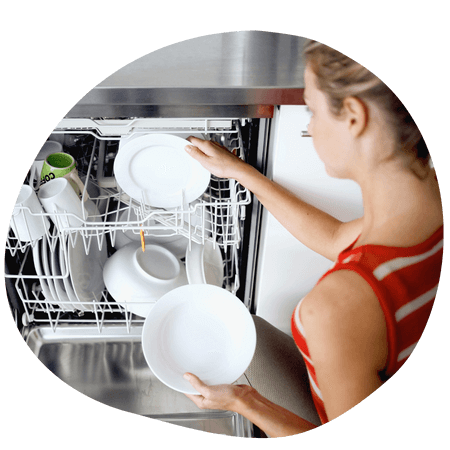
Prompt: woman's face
<box><xmin>303</xmin><ymin>65</ymin><xmax>354</xmax><ymax>179</ymax></box>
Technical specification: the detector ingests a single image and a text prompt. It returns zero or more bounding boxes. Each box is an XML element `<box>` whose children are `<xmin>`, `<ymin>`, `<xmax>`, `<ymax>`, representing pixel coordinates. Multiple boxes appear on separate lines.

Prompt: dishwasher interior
<box><xmin>4</xmin><ymin>117</ymin><xmax>264</xmax><ymax>437</ymax></box>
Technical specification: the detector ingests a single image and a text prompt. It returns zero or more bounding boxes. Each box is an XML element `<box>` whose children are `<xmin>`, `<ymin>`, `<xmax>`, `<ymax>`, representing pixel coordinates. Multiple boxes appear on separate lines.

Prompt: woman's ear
<box><xmin>342</xmin><ymin>97</ymin><xmax>368</xmax><ymax>137</ymax></box>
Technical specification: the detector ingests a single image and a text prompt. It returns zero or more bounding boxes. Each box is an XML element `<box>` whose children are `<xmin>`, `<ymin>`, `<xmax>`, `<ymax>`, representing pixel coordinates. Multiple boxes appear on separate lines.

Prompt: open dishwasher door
<box><xmin>25</xmin><ymin>324</ymin><xmax>254</xmax><ymax>436</ymax></box>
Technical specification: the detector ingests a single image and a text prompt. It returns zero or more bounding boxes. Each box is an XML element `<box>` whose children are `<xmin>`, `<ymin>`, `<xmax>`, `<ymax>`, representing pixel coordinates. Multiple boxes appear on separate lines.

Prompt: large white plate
<box><xmin>68</xmin><ymin>234</ymin><xmax>107</xmax><ymax>311</ymax></box>
<box><xmin>114</xmin><ymin>134</ymin><xmax>210</xmax><ymax>208</ymax></box>
<box><xmin>141</xmin><ymin>284</ymin><xmax>256</xmax><ymax>394</ymax></box>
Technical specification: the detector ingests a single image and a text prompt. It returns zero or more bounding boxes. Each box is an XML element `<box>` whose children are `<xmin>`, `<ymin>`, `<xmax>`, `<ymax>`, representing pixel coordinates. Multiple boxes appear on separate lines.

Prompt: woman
<box><xmin>182</xmin><ymin>40</ymin><xmax>443</xmax><ymax>437</ymax></box>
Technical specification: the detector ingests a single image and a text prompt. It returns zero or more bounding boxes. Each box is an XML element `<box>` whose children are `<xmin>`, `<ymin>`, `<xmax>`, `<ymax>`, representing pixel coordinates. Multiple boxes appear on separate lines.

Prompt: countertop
<box><xmin>66</xmin><ymin>31</ymin><xmax>307</xmax><ymax>118</ymax></box>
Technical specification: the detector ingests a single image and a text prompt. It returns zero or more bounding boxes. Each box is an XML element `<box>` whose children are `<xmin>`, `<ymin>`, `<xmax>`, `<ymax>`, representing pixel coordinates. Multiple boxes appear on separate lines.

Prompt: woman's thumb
<box><xmin>184</xmin><ymin>372</ymin><xmax>207</xmax><ymax>393</ymax></box>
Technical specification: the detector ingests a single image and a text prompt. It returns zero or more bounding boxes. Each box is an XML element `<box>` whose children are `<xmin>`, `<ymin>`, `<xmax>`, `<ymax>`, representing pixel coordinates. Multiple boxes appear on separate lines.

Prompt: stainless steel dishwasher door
<box><xmin>25</xmin><ymin>325</ymin><xmax>253</xmax><ymax>437</ymax></box>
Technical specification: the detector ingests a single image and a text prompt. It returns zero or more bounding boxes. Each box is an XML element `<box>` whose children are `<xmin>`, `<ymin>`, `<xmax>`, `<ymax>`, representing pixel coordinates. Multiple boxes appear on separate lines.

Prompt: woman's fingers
<box><xmin>184</xmin><ymin>143</ymin><xmax>208</xmax><ymax>162</ymax></box>
<box><xmin>185</xmin><ymin>135</ymin><xmax>246</xmax><ymax>180</ymax></box>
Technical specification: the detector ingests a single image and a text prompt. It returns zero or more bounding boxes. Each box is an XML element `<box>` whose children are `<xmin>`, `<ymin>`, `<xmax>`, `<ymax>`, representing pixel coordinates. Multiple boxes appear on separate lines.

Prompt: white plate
<box><xmin>51</xmin><ymin>239</ymin><xmax>76</xmax><ymax>311</ymax></box>
<box><xmin>185</xmin><ymin>241</ymin><xmax>224</xmax><ymax>287</ymax></box>
<box><xmin>32</xmin><ymin>240</ymin><xmax>59</xmax><ymax>307</ymax></box>
<box><xmin>68</xmin><ymin>232</ymin><xmax>107</xmax><ymax>312</ymax></box>
<box><xmin>58</xmin><ymin>235</ymin><xmax>87</xmax><ymax>311</ymax></box>
<box><xmin>114</xmin><ymin>134</ymin><xmax>210</xmax><ymax>208</ymax></box>
<box><xmin>41</xmin><ymin>236</ymin><xmax>64</xmax><ymax>310</ymax></box>
<box><xmin>141</xmin><ymin>284</ymin><xmax>256</xmax><ymax>394</ymax></box>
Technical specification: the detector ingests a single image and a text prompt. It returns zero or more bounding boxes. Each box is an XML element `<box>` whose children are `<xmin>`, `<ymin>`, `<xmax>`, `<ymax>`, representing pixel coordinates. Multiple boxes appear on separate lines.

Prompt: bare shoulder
<box><xmin>301</xmin><ymin>269</ymin><xmax>378</xmax><ymax>322</ymax></box>
<box><xmin>300</xmin><ymin>269</ymin><xmax>388</xmax><ymax>372</ymax></box>
<box><xmin>300</xmin><ymin>269</ymin><xmax>388</xmax><ymax>420</ymax></box>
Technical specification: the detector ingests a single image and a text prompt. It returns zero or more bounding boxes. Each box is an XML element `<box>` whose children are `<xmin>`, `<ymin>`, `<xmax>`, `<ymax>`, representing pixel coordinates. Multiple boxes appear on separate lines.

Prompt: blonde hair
<box><xmin>303</xmin><ymin>40</ymin><xmax>430</xmax><ymax>175</ymax></box>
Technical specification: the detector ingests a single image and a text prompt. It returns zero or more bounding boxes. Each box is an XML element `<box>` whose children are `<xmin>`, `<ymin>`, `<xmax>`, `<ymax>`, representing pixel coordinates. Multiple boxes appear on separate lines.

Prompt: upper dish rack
<box><xmin>7</xmin><ymin>119</ymin><xmax>251</xmax><ymax>257</ymax></box>
<box><xmin>5</xmin><ymin>119</ymin><xmax>252</xmax><ymax>332</ymax></box>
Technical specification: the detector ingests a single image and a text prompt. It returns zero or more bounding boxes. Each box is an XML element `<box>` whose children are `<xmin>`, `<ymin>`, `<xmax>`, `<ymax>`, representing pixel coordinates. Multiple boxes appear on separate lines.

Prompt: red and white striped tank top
<box><xmin>291</xmin><ymin>225</ymin><xmax>443</xmax><ymax>424</ymax></box>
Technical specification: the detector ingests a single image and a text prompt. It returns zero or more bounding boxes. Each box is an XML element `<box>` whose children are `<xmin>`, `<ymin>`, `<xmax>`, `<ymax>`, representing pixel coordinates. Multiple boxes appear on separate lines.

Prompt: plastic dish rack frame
<box><xmin>5</xmin><ymin>118</ymin><xmax>251</xmax><ymax>333</ymax></box>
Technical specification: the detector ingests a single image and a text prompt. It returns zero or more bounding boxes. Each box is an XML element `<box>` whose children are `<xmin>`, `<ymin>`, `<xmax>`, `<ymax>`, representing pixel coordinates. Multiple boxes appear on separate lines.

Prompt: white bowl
<box><xmin>141</xmin><ymin>284</ymin><xmax>256</xmax><ymax>394</ymax></box>
<box><xmin>103</xmin><ymin>242</ymin><xmax>188</xmax><ymax>318</ymax></box>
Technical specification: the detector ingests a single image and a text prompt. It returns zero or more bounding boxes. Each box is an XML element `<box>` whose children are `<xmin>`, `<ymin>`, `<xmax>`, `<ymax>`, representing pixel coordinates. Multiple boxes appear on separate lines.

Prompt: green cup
<box><xmin>40</xmin><ymin>152</ymin><xmax>87</xmax><ymax>199</ymax></box>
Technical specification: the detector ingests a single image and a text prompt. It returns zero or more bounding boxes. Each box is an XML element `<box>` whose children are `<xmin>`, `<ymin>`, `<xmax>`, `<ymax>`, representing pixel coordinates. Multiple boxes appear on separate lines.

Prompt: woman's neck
<box><xmin>355</xmin><ymin>162</ymin><xmax>442</xmax><ymax>247</ymax></box>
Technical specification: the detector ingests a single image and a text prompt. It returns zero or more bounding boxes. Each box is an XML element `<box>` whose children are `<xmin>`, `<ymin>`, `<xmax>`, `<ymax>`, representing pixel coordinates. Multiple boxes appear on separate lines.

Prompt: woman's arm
<box><xmin>237</xmin><ymin>390</ymin><xmax>318</xmax><ymax>437</ymax></box>
<box><xmin>183</xmin><ymin>373</ymin><xmax>317</xmax><ymax>437</ymax></box>
<box><xmin>237</xmin><ymin>165</ymin><xmax>363</xmax><ymax>261</ymax></box>
<box><xmin>185</xmin><ymin>137</ymin><xmax>362</xmax><ymax>261</ymax></box>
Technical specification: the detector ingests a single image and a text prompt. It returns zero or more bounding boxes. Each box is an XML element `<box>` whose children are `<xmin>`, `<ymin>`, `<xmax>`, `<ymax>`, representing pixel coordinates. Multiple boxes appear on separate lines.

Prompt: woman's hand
<box><xmin>184</xmin><ymin>372</ymin><xmax>318</xmax><ymax>437</ymax></box>
<box><xmin>185</xmin><ymin>136</ymin><xmax>248</xmax><ymax>180</ymax></box>
<box><xmin>183</xmin><ymin>372</ymin><xmax>255</xmax><ymax>412</ymax></box>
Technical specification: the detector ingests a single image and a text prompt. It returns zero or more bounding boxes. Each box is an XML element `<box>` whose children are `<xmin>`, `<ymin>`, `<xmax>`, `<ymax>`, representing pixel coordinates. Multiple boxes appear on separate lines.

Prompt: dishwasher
<box><xmin>4</xmin><ymin>117</ymin><xmax>263</xmax><ymax>437</ymax></box>
<box><xmin>3</xmin><ymin>31</ymin><xmax>365</xmax><ymax>438</ymax></box>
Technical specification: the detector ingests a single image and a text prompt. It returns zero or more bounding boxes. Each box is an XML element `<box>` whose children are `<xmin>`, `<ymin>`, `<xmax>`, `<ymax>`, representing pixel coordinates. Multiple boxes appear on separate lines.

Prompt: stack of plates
<box><xmin>33</xmin><ymin>203</ymin><xmax>107</xmax><ymax>312</ymax></box>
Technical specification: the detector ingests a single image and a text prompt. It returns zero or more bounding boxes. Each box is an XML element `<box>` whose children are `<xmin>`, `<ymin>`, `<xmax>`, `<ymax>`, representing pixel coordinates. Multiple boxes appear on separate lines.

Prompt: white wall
<box><xmin>254</xmin><ymin>105</ymin><xmax>364</xmax><ymax>335</ymax></box>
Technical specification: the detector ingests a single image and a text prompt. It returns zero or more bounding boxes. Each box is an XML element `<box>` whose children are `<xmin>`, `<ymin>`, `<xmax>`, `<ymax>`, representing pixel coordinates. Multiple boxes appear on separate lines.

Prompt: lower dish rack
<box><xmin>5</xmin><ymin>123</ymin><xmax>252</xmax><ymax>333</ymax></box>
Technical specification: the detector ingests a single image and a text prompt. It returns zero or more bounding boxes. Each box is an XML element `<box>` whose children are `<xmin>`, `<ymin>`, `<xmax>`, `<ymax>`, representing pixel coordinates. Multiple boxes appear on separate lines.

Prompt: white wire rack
<box><xmin>9</xmin><ymin>234</ymin><xmax>244</xmax><ymax>333</ymax></box>
<box><xmin>5</xmin><ymin>120</ymin><xmax>252</xmax><ymax>332</ymax></box>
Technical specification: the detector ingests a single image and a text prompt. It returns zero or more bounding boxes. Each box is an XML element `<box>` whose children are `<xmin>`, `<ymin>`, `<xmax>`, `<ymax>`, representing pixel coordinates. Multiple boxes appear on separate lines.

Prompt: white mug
<box><xmin>10</xmin><ymin>185</ymin><xmax>50</xmax><ymax>242</ymax></box>
<box><xmin>38</xmin><ymin>178</ymin><xmax>88</xmax><ymax>230</ymax></box>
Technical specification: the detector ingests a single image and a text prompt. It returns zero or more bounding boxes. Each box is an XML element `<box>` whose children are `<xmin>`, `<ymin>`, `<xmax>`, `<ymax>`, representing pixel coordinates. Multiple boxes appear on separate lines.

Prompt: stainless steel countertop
<box><xmin>67</xmin><ymin>31</ymin><xmax>307</xmax><ymax>118</ymax></box>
